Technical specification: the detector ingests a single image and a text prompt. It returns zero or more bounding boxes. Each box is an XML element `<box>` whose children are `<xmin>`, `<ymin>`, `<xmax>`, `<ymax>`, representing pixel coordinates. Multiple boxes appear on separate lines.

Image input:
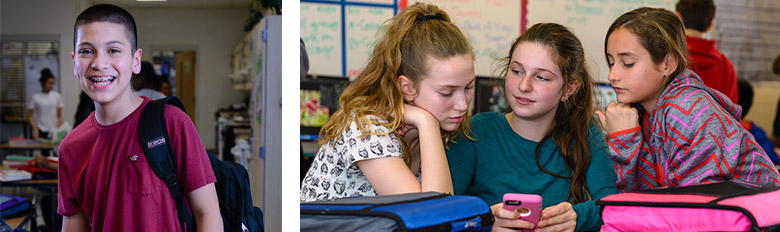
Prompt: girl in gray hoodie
<box><xmin>596</xmin><ymin>7</ymin><xmax>780</xmax><ymax>192</ymax></box>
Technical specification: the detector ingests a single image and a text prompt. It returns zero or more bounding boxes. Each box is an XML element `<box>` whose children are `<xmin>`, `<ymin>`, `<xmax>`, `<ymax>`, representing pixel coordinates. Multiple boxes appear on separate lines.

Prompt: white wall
<box><xmin>1</xmin><ymin>0</ymin><xmax>78</xmax><ymax>127</ymax></box>
<box><xmin>127</xmin><ymin>6</ymin><xmax>247</xmax><ymax>150</ymax></box>
<box><xmin>1</xmin><ymin>1</ymin><xmax>248</xmax><ymax>150</ymax></box>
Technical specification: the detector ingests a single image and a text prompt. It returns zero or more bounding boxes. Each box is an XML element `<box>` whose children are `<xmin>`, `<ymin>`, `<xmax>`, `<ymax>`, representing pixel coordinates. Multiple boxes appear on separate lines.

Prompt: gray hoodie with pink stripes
<box><xmin>607</xmin><ymin>70</ymin><xmax>780</xmax><ymax>192</ymax></box>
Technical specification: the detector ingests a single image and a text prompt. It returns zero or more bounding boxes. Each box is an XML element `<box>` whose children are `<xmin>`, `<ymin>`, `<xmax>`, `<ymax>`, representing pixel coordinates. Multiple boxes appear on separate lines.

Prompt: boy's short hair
<box><xmin>676</xmin><ymin>0</ymin><xmax>716</xmax><ymax>32</ymax></box>
<box><xmin>74</xmin><ymin>4</ymin><xmax>137</xmax><ymax>51</ymax></box>
<box><xmin>773</xmin><ymin>53</ymin><xmax>780</xmax><ymax>75</ymax></box>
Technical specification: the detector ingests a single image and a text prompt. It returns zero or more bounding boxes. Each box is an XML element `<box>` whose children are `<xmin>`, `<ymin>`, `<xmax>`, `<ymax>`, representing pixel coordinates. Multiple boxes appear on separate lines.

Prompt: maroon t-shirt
<box><xmin>58</xmin><ymin>97</ymin><xmax>216</xmax><ymax>231</ymax></box>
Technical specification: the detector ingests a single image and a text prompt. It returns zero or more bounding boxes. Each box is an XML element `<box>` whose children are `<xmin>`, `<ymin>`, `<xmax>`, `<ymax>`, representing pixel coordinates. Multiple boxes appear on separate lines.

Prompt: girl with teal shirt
<box><xmin>447</xmin><ymin>23</ymin><xmax>618</xmax><ymax>232</ymax></box>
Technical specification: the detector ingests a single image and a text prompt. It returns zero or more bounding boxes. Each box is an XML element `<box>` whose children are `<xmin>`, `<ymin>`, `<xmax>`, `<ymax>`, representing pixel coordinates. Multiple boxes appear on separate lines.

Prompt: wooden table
<box><xmin>4</xmin><ymin>215</ymin><xmax>26</xmax><ymax>229</ymax></box>
<box><xmin>0</xmin><ymin>142</ymin><xmax>55</xmax><ymax>151</ymax></box>
<box><xmin>0</xmin><ymin>142</ymin><xmax>56</xmax><ymax>157</ymax></box>
<box><xmin>1</xmin><ymin>178</ymin><xmax>57</xmax><ymax>187</ymax></box>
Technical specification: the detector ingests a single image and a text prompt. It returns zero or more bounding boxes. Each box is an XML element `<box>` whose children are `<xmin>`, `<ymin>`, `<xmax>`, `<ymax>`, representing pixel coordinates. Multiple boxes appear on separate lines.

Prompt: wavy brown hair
<box><xmin>495</xmin><ymin>23</ymin><xmax>598</xmax><ymax>204</ymax></box>
<box><xmin>318</xmin><ymin>2</ymin><xmax>474</xmax><ymax>164</ymax></box>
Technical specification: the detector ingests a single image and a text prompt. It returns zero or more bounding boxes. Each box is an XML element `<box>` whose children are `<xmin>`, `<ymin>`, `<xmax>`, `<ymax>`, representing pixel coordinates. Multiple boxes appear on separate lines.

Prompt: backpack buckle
<box><xmin>165</xmin><ymin>174</ymin><xmax>179</xmax><ymax>187</ymax></box>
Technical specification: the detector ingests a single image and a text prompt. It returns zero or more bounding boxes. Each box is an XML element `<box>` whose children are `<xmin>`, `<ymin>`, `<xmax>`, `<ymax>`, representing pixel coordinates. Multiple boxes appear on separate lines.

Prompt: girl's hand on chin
<box><xmin>595</xmin><ymin>102</ymin><xmax>639</xmax><ymax>134</ymax></box>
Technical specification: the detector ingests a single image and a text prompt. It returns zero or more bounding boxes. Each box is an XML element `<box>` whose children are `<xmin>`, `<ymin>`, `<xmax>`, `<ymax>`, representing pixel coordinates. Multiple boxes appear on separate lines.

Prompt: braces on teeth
<box><xmin>91</xmin><ymin>77</ymin><xmax>114</xmax><ymax>82</ymax></box>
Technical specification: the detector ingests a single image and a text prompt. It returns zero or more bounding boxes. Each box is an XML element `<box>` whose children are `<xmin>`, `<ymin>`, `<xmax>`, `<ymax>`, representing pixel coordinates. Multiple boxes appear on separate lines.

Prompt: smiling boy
<box><xmin>57</xmin><ymin>4</ymin><xmax>222</xmax><ymax>231</ymax></box>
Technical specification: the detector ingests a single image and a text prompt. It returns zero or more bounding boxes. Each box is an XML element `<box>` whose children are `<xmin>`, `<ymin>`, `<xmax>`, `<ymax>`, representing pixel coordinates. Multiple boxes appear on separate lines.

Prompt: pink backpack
<box><xmin>597</xmin><ymin>181</ymin><xmax>780</xmax><ymax>231</ymax></box>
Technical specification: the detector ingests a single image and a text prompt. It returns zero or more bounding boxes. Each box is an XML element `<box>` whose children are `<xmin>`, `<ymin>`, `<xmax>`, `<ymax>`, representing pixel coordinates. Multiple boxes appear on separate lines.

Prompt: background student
<box><xmin>736</xmin><ymin>79</ymin><xmax>780</xmax><ymax>167</ymax></box>
<box><xmin>676</xmin><ymin>0</ymin><xmax>738</xmax><ymax>103</ymax></box>
<box><xmin>301</xmin><ymin>2</ymin><xmax>475</xmax><ymax>202</ymax></box>
<box><xmin>447</xmin><ymin>23</ymin><xmax>619</xmax><ymax>232</ymax></box>
<box><xmin>159</xmin><ymin>78</ymin><xmax>172</xmax><ymax>97</ymax></box>
<box><xmin>771</xmin><ymin>54</ymin><xmax>780</xmax><ymax>147</ymax></box>
<box><xmin>132</xmin><ymin>61</ymin><xmax>166</xmax><ymax>100</ymax></box>
<box><xmin>73</xmin><ymin>91</ymin><xmax>95</xmax><ymax>127</ymax></box>
<box><xmin>58</xmin><ymin>4</ymin><xmax>222</xmax><ymax>231</ymax></box>
<box><xmin>597</xmin><ymin>7</ymin><xmax>780</xmax><ymax>192</ymax></box>
<box><xmin>27</xmin><ymin>68</ymin><xmax>64</xmax><ymax>140</ymax></box>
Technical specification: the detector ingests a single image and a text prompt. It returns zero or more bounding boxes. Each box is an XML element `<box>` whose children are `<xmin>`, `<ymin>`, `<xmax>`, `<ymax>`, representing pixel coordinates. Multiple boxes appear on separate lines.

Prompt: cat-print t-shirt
<box><xmin>301</xmin><ymin>116</ymin><xmax>406</xmax><ymax>202</ymax></box>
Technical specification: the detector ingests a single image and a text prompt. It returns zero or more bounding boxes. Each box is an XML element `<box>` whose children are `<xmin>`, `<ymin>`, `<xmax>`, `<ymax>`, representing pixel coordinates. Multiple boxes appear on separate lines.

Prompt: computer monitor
<box><xmin>300</xmin><ymin>75</ymin><xmax>349</xmax><ymax>139</ymax></box>
<box><xmin>473</xmin><ymin>76</ymin><xmax>508</xmax><ymax>115</ymax></box>
<box><xmin>593</xmin><ymin>83</ymin><xmax>617</xmax><ymax>111</ymax></box>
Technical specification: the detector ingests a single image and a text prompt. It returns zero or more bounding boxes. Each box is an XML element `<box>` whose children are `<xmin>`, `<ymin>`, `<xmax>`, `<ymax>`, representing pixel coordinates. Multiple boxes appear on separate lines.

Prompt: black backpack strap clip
<box><xmin>139</xmin><ymin>96</ymin><xmax>197</xmax><ymax>232</ymax></box>
<box><xmin>165</xmin><ymin>174</ymin><xmax>179</xmax><ymax>187</ymax></box>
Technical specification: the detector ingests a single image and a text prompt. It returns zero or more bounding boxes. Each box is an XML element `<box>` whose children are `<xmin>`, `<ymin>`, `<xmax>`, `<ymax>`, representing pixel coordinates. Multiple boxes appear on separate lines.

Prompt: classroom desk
<box><xmin>1</xmin><ymin>178</ymin><xmax>57</xmax><ymax>232</ymax></box>
<box><xmin>1</xmin><ymin>178</ymin><xmax>57</xmax><ymax>188</ymax></box>
<box><xmin>0</xmin><ymin>142</ymin><xmax>55</xmax><ymax>152</ymax></box>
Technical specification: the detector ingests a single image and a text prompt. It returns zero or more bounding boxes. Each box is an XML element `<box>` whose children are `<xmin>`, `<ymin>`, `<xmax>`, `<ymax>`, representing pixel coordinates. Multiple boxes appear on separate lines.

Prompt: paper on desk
<box><xmin>0</xmin><ymin>169</ymin><xmax>32</xmax><ymax>182</ymax></box>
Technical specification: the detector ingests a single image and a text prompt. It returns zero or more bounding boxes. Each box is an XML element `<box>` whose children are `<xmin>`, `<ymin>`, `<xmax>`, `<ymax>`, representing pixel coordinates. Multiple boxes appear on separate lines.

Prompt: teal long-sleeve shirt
<box><xmin>447</xmin><ymin>112</ymin><xmax>618</xmax><ymax>232</ymax></box>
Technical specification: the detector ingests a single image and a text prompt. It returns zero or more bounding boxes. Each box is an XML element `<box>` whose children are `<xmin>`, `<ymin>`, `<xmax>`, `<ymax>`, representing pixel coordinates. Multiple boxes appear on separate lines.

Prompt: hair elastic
<box><xmin>416</xmin><ymin>14</ymin><xmax>442</xmax><ymax>22</ymax></box>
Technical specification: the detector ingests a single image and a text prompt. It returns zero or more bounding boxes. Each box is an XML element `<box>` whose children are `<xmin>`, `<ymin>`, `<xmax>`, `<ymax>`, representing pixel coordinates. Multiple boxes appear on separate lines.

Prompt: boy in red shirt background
<box><xmin>676</xmin><ymin>0</ymin><xmax>739</xmax><ymax>103</ymax></box>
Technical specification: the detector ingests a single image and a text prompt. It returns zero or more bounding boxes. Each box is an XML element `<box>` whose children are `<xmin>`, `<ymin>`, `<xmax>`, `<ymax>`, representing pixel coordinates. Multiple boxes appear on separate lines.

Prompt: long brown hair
<box><xmin>605</xmin><ymin>7</ymin><xmax>689</xmax><ymax>114</ymax></box>
<box><xmin>496</xmin><ymin>23</ymin><xmax>597</xmax><ymax>204</ymax></box>
<box><xmin>318</xmin><ymin>2</ymin><xmax>474</xmax><ymax>164</ymax></box>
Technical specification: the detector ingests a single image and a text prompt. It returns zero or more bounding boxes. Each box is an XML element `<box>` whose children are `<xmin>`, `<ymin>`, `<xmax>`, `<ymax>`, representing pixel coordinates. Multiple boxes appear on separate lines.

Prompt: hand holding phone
<box><xmin>502</xmin><ymin>193</ymin><xmax>542</xmax><ymax>232</ymax></box>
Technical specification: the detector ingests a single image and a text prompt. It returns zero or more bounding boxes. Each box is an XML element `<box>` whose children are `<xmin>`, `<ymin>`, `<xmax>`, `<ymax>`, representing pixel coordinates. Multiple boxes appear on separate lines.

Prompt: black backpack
<box><xmin>138</xmin><ymin>96</ymin><xmax>264</xmax><ymax>232</ymax></box>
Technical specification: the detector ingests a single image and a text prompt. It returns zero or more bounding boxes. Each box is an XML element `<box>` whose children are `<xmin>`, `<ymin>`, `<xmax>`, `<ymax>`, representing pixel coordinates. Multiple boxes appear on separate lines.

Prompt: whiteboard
<box><xmin>301</xmin><ymin>0</ymin><xmax>522</xmax><ymax>77</ymax></box>
<box><xmin>302</xmin><ymin>0</ymin><xmax>767</xmax><ymax>82</ymax></box>
<box><xmin>301</xmin><ymin>1</ymin><xmax>398</xmax><ymax>77</ymax></box>
<box><xmin>417</xmin><ymin>0</ymin><xmax>521</xmax><ymax>77</ymax></box>
<box><xmin>344</xmin><ymin>5</ymin><xmax>395</xmax><ymax>77</ymax></box>
<box><xmin>526</xmin><ymin>0</ymin><xmax>675</xmax><ymax>83</ymax></box>
<box><xmin>301</xmin><ymin>3</ymin><xmax>343</xmax><ymax>76</ymax></box>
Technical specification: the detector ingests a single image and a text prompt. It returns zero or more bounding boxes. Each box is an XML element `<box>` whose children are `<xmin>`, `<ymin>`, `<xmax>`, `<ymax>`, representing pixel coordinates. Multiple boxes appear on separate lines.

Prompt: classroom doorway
<box><xmin>152</xmin><ymin>50</ymin><xmax>197</xmax><ymax>123</ymax></box>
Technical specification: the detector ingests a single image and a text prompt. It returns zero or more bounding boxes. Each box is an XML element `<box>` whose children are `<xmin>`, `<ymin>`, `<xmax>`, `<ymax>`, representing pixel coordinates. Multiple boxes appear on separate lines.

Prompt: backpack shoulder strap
<box><xmin>139</xmin><ymin>96</ymin><xmax>196</xmax><ymax>232</ymax></box>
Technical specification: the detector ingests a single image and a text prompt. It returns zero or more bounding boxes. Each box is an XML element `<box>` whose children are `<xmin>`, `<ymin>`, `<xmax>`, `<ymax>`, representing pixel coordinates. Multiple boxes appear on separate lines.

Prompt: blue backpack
<box><xmin>301</xmin><ymin>192</ymin><xmax>494</xmax><ymax>231</ymax></box>
<box><xmin>0</xmin><ymin>194</ymin><xmax>30</xmax><ymax>219</ymax></box>
<box><xmin>138</xmin><ymin>96</ymin><xmax>264</xmax><ymax>232</ymax></box>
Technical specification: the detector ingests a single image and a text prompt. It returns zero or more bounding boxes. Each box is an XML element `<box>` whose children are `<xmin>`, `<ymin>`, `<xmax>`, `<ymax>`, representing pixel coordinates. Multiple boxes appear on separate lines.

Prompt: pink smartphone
<box><xmin>502</xmin><ymin>193</ymin><xmax>543</xmax><ymax>232</ymax></box>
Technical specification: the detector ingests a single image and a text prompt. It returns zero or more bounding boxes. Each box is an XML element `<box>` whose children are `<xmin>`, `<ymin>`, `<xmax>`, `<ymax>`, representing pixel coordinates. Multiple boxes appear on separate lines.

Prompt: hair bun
<box><xmin>40</xmin><ymin>68</ymin><xmax>53</xmax><ymax>76</ymax></box>
<box><xmin>39</xmin><ymin>68</ymin><xmax>55</xmax><ymax>83</ymax></box>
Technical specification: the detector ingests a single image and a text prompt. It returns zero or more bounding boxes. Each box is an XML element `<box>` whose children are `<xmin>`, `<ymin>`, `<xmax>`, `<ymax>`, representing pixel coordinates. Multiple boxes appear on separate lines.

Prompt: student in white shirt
<box><xmin>28</xmin><ymin>68</ymin><xmax>64</xmax><ymax>140</ymax></box>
